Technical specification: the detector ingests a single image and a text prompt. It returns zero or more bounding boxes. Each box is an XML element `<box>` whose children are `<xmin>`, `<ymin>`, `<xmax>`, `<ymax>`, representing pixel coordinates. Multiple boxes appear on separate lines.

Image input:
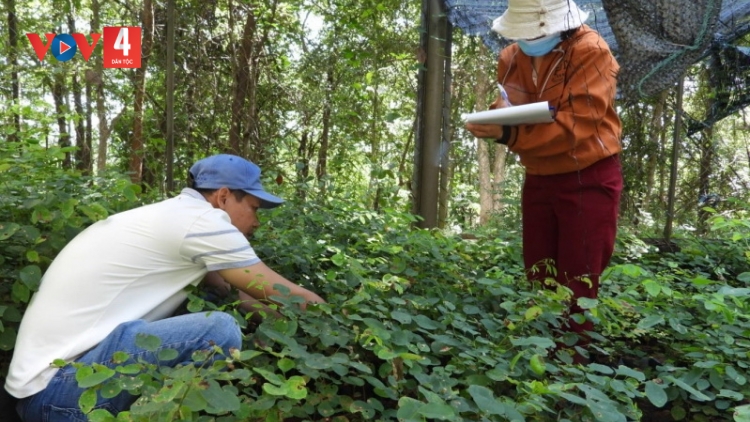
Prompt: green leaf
<box><xmin>414</xmin><ymin>315</ymin><xmax>440</xmax><ymax>330</ymax></box>
<box><xmin>284</xmin><ymin>376</ymin><xmax>308</xmax><ymax>399</ymax></box>
<box><xmin>524</xmin><ymin>306</ymin><xmax>543</xmax><ymax>320</ymax></box>
<box><xmin>0</xmin><ymin>222</ymin><xmax>20</xmax><ymax>240</ymax></box>
<box><xmin>78</xmin><ymin>203</ymin><xmax>109</xmax><ymax>222</ymax></box>
<box><xmin>734</xmin><ymin>404</ymin><xmax>750</xmax><ymax>422</ymax></box>
<box><xmin>25</xmin><ymin>250</ymin><xmax>39</xmax><ymax>263</ymax></box>
<box><xmin>588</xmin><ymin>400</ymin><xmax>626</xmax><ymax>422</ymax></box>
<box><xmin>0</xmin><ymin>327</ymin><xmax>17</xmax><ymax>351</ymax></box>
<box><xmin>718</xmin><ymin>389</ymin><xmax>744</xmax><ymax>401</ymax></box>
<box><xmin>60</xmin><ymin>199</ymin><xmax>77</xmax><ymax>218</ymax></box>
<box><xmin>79</xmin><ymin>388</ymin><xmax>98</xmax><ymax>414</ymax></box>
<box><xmin>78</xmin><ymin>367</ymin><xmax>116</xmax><ymax>388</ymax></box>
<box><xmin>396</xmin><ymin>397</ymin><xmax>425</xmax><ymax>422</ymax></box>
<box><xmin>181</xmin><ymin>388</ymin><xmax>208</xmax><ymax>412</ymax></box>
<box><xmin>263</xmin><ymin>382</ymin><xmax>289</xmax><ymax>396</ymax></box>
<box><xmin>419</xmin><ymin>402</ymin><xmax>455</xmax><ymax>420</ymax></box>
<box><xmin>11</xmin><ymin>281</ymin><xmax>30</xmax><ymax>303</ymax></box>
<box><xmin>577</xmin><ymin>298</ymin><xmax>598</xmax><ymax>310</ymax></box>
<box><xmin>238</xmin><ymin>349</ymin><xmax>264</xmax><ymax>361</ymax></box>
<box><xmin>637</xmin><ymin>314</ymin><xmax>665</xmax><ymax>330</ymax></box>
<box><xmin>645</xmin><ymin>381</ymin><xmax>668</xmax><ymax>407</ymax></box>
<box><xmin>331</xmin><ymin>252</ymin><xmax>346</xmax><ymax>267</ymax></box>
<box><xmin>87</xmin><ymin>409</ymin><xmax>117</xmax><ymax>422</ymax></box>
<box><xmin>100</xmin><ymin>379</ymin><xmax>123</xmax><ymax>399</ymax></box>
<box><xmin>665</xmin><ymin>376</ymin><xmax>711</xmax><ymax>401</ymax></box>
<box><xmin>115</xmin><ymin>364</ymin><xmax>141</xmax><ymax>375</ymax></box>
<box><xmin>510</xmin><ymin>336</ymin><xmax>555</xmax><ymax>349</ymax></box>
<box><xmin>278</xmin><ymin>357</ymin><xmax>295</xmax><ymax>373</ymax></box>
<box><xmin>467</xmin><ymin>385</ymin><xmax>506</xmax><ymax>416</ymax></box>
<box><xmin>391</xmin><ymin>310</ymin><xmax>412</xmax><ymax>324</ymax></box>
<box><xmin>642</xmin><ymin>279</ymin><xmax>661</xmax><ymax>297</ymax></box>
<box><xmin>158</xmin><ymin>348</ymin><xmax>179</xmax><ymax>362</ymax></box>
<box><xmin>254</xmin><ymin>368</ymin><xmax>284</xmax><ymax>385</ymax></box>
<box><xmin>588</xmin><ymin>363</ymin><xmax>614</xmax><ymax>375</ymax></box>
<box><xmin>111</xmin><ymin>351</ymin><xmax>130</xmax><ymax>365</ymax></box>
<box><xmin>200</xmin><ymin>381</ymin><xmax>240</xmax><ymax>412</ymax></box>
<box><xmin>135</xmin><ymin>334</ymin><xmax>161</xmax><ymax>352</ymax></box>
<box><xmin>726</xmin><ymin>366</ymin><xmax>747</xmax><ymax>385</ymax></box>
<box><xmin>615</xmin><ymin>365</ymin><xmax>645</xmax><ymax>381</ymax></box>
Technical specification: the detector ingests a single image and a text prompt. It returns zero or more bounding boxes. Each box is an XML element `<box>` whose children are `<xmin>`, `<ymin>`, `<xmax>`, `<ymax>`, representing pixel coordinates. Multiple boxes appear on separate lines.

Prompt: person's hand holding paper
<box><xmin>465</xmin><ymin>83</ymin><xmax>513</xmax><ymax>142</ymax></box>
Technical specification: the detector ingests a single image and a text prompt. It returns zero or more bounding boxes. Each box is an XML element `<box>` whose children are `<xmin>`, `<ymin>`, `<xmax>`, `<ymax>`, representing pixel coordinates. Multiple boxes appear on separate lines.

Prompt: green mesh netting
<box><xmin>444</xmin><ymin>0</ymin><xmax>750</xmax><ymax>100</ymax></box>
<box><xmin>601</xmin><ymin>0</ymin><xmax>720</xmax><ymax>98</ymax></box>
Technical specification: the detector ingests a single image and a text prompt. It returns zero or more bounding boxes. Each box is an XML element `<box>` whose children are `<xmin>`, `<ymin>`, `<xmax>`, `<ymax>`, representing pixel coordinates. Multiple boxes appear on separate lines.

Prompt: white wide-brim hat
<box><xmin>491</xmin><ymin>0</ymin><xmax>590</xmax><ymax>40</ymax></box>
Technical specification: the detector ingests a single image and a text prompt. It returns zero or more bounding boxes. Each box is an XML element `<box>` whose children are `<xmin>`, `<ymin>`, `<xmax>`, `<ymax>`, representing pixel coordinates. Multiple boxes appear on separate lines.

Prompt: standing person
<box><xmin>6</xmin><ymin>154</ymin><xmax>326</xmax><ymax>421</ymax></box>
<box><xmin>466</xmin><ymin>0</ymin><xmax>623</xmax><ymax>362</ymax></box>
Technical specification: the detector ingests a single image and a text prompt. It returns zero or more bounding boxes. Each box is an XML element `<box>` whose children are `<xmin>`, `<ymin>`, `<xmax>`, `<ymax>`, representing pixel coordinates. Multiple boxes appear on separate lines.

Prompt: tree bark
<box><xmin>475</xmin><ymin>43</ymin><xmax>495</xmax><ymax>225</ymax></box>
<box><xmin>6</xmin><ymin>0</ymin><xmax>20</xmax><ymax>143</ymax></box>
<box><xmin>52</xmin><ymin>73</ymin><xmax>71</xmax><ymax>168</ymax></box>
<box><xmin>664</xmin><ymin>76</ymin><xmax>685</xmax><ymax>243</ymax></box>
<box><xmin>316</xmin><ymin>67</ymin><xmax>334</xmax><ymax>185</ymax></box>
<box><xmin>69</xmin><ymin>13</ymin><xmax>90</xmax><ymax>173</ymax></box>
<box><xmin>92</xmin><ymin>0</ymin><xmax>108</xmax><ymax>173</ymax></box>
<box><xmin>296</xmin><ymin>131</ymin><xmax>310</xmax><ymax>200</ymax></box>
<box><xmin>437</xmin><ymin>21</ymin><xmax>453</xmax><ymax>229</ymax></box>
<box><xmin>130</xmin><ymin>0</ymin><xmax>154</xmax><ymax>185</ymax></box>
<box><xmin>643</xmin><ymin>91</ymin><xmax>668</xmax><ymax>213</ymax></box>
<box><xmin>165</xmin><ymin>0</ymin><xmax>176</xmax><ymax>192</ymax></box>
<box><xmin>229</xmin><ymin>7</ymin><xmax>257</xmax><ymax>156</ymax></box>
<box><xmin>370</xmin><ymin>79</ymin><xmax>382</xmax><ymax>212</ymax></box>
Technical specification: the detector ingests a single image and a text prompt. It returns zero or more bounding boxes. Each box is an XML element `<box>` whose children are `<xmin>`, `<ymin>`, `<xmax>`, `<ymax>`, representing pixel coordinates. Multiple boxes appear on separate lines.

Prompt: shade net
<box><xmin>444</xmin><ymin>0</ymin><xmax>750</xmax><ymax>103</ymax></box>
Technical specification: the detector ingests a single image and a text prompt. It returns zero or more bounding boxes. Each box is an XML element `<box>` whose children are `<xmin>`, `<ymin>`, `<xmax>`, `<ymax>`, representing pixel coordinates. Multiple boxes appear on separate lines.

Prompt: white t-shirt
<box><xmin>5</xmin><ymin>188</ymin><xmax>260</xmax><ymax>398</ymax></box>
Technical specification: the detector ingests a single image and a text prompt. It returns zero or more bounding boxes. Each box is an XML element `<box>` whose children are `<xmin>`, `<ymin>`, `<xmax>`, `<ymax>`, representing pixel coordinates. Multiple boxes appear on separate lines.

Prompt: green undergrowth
<box><xmin>1</xmin><ymin>146</ymin><xmax>750</xmax><ymax>421</ymax></box>
<box><xmin>77</xmin><ymin>200</ymin><xmax>750</xmax><ymax>422</ymax></box>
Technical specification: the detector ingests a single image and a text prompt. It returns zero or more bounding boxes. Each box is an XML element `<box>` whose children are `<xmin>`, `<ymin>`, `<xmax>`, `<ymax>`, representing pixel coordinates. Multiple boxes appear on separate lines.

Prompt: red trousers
<box><xmin>521</xmin><ymin>155</ymin><xmax>622</xmax><ymax>335</ymax></box>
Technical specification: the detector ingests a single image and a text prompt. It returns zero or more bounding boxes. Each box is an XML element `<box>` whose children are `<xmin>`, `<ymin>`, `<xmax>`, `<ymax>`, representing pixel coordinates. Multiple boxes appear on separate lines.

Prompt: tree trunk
<box><xmin>663</xmin><ymin>76</ymin><xmax>685</xmax><ymax>243</ymax></box>
<box><xmin>71</xmin><ymin>72</ymin><xmax>88</xmax><ymax>173</ymax></box>
<box><xmin>698</xmin><ymin>59</ymin><xmax>719</xmax><ymax>234</ymax></box>
<box><xmin>6</xmin><ymin>0</ymin><xmax>20</xmax><ymax>143</ymax></box>
<box><xmin>165</xmin><ymin>0</ymin><xmax>176</xmax><ymax>192</ymax></box>
<box><xmin>316</xmin><ymin>67</ymin><xmax>333</xmax><ymax>185</ymax></box>
<box><xmin>67</xmin><ymin>14</ymin><xmax>90</xmax><ymax>173</ymax></box>
<box><xmin>475</xmin><ymin>44</ymin><xmax>494</xmax><ymax>225</ymax></box>
<box><xmin>85</xmin><ymin>75</ymin><xmax>93</xmax><ymax>174</ymax></box>
<box><xmin>130</xmin><ymin>0</ymin><xmax>154</xmax><ymax>185</ymax></box>
<box><xmin>370</xmin><ymin>79</ymin><xmax>382</xmax><ymax>212</ymax></box>
<box><xmin>52</xmin><ymin>73</ymin><xmax>71</xmax><ymax>168</ymax></box>
<box><xmin>491</xmin><ymin>142</ymin><xmax>508</xmax><ymax>214</ymax></box>
<box><xmin>437</xmin><ymin>21</ymin><xmax>453</xmax><ymax>229</ymax></box>
<box><xmin>229</xmin><ymin>7</ymin><xmax>256</xmax><ymax>156</ymax></box>
<box><xmin>296</xmin><ymin>131</ymin><xmax>310</xmax><ymax>200</ymax></box>
<box><xmin>643</xmin><ymin>91</ymin><xmax>668</xmax><ymax>213</ymax></box>
<box><xmin>93</xmin><ymin>0</ymin><xmax>107</xmax><ymax>173</ymax></box>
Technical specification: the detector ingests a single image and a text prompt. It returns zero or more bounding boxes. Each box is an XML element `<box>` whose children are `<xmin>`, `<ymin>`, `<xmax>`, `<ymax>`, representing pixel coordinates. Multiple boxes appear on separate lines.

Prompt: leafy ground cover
<box><xmin>1</xmin><ymin>146</ymin><xmax>749</xmax><ymax>421</ymax></box>
<box><xmin>76</xmin><ymin>199</ymin><xmax>750</xmax><ymax>421</ymax></box>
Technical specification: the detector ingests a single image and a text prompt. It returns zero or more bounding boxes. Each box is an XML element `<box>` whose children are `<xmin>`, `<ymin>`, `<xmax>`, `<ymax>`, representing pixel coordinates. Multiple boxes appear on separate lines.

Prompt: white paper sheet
<box><xmin>462</xmin><ymin>101</ymin><xmax>555</xmax><ymax>126</ymax></box>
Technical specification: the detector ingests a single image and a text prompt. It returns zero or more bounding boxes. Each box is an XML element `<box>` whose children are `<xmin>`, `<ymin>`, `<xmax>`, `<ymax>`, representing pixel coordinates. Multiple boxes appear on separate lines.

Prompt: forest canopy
<box><xmin>1</xmin><ymin>0</ymin><xmax>750</xmax><ymax>421</ymax></box>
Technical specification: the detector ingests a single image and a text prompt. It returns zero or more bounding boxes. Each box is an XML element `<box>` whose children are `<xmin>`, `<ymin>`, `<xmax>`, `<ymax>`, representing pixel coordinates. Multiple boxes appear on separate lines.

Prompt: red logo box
<box><xmin>103</xmin><ymin>27</ymin><xmax>141</xmax><ymax>68</ymax></box>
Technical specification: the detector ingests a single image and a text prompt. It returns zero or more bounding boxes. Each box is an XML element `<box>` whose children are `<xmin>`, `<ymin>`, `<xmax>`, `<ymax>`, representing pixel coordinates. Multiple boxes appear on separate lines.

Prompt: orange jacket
<box><xmin>495</xmin><ymin>25</ymin><xmax>622</xmax><ymax>175</ymax></box>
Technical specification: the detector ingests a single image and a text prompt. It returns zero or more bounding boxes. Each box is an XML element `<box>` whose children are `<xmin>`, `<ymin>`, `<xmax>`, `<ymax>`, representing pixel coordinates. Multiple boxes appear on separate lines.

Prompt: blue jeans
<box><xmin>16</xmin><ymin>311</ymin><xmax>242</xmax><ymax>422</ymax></box>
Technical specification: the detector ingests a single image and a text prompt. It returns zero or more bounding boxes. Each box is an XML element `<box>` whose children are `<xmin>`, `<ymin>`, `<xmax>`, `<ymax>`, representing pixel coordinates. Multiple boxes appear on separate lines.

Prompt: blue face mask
<box><xmin>517</xmin><ymin>33</ymin><xmax>562</xmax><ymax>57</ymax></box>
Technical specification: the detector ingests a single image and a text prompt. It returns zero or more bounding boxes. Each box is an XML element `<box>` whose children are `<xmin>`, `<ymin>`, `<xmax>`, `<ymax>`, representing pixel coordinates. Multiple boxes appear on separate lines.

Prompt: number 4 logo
<box><xmin>103</xmin><ymin>27</ymin><xmax>141</xmax><ymax>68</ymax></box>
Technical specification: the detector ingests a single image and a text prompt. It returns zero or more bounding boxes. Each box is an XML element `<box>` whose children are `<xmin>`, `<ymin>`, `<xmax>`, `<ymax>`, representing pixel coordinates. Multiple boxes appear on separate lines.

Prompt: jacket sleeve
<box><xmin>507</xmin><ymin>41</ymin><xmax>619</xmax><ymax>157</ymax></box>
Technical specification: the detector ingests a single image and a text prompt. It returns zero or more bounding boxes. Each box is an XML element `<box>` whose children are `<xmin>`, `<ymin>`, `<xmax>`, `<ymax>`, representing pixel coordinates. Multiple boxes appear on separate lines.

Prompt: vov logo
<box><xmin>27</xmin><ymin>27</ymin><xmax>141</xmax><ymax>68</ymax></box>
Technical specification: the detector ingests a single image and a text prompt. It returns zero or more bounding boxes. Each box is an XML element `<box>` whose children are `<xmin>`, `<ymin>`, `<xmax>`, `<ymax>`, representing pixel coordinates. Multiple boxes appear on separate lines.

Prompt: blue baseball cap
<box><xmin>189</xmin><ymin>154</ymin><xmax>284</xmax><ymax>209</ymax></box>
